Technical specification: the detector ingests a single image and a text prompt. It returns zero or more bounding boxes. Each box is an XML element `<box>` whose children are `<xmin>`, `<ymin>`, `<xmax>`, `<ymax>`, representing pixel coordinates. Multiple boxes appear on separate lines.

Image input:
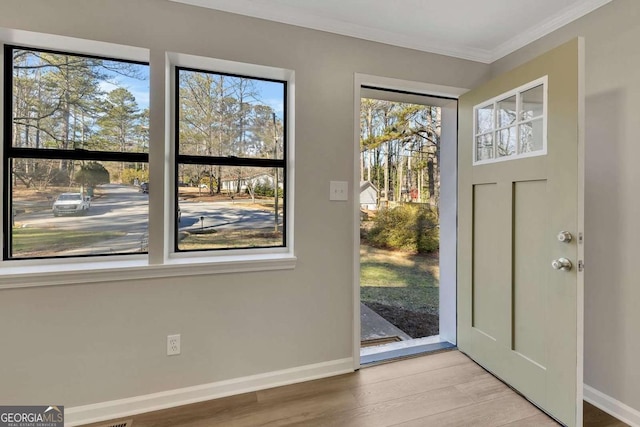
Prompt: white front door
<box><xmin>457</xmin><ymin>38</ymin><xmax>584</xmax><ymax>426</ymax></box>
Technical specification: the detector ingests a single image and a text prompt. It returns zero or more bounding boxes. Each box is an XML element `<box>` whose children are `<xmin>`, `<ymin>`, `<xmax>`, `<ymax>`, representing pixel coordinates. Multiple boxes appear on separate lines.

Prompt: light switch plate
<box><xmin>330</xmin><ymin>181</ymin><xmax>348</xmax><ymax>201</ymax></box>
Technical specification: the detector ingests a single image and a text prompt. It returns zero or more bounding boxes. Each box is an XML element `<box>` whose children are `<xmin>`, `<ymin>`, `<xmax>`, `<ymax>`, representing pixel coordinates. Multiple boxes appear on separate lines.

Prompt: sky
<box><xmin>104</xmin><ymin>65</ymin><xmax>285</xmax><ymax>119</ymax></box>
<box><xmin>102</xmin><ymin>63</ymin><xmax>150</xmax><ymax>110</ymax></box>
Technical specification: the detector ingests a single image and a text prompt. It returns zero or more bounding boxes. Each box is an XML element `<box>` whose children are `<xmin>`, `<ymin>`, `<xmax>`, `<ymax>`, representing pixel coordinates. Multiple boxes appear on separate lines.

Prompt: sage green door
<box><xmin>458</xmin><ymin>39</ymin><xmax>584</xmax><ymax>426</ymax></box>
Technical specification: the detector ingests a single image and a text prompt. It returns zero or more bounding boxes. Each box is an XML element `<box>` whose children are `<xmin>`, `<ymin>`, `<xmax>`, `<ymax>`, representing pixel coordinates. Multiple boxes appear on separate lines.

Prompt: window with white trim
<box><xmin>175</xmin><ymin>67</ymin><xmax>286</xmax><ymax>252</ymax></box>
<box><xmin>473</xmin><ymin>77</ymin><xmax>547</xmax><ymax>165</ymax></box>
<box><xmin>0</xmin><ymin>32</ymin><xmax>295</xmax><ymax>282</ymax></box>
<box><xmin>4</xmin><ymin>45</ymin><xmax>150</xmax><ymax>259</ymax></box>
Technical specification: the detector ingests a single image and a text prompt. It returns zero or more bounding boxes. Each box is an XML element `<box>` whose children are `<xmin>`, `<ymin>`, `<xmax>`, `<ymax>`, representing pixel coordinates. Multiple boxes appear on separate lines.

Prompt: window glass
<box><xmin>473</xmin><ymin>79</ymin><xmax>546</xmax><ymax>164</ymax></box>
<box><xmin>178</xmin><ymin>70</ymin><xmax>284</xmax><ymax>160</ymax></box>
<box><xmin>519</xmin><ymin>119</ymin><xmax>544</xmax><ymax>153</ymax></box>
<box><xmin>476</xmin><ymin>134</ymin><xmax>494</xmax><ymax>162</ymax></box>
<box><xmin>476</xmin><ymin>104</ymin><xmax>493</xmax><ymax>135</ymax></box>
<box><xmin>497</xmin><ymin>127</ymin><xmax>517</xmax><ymax>157</ymax></box>
<box><xmin>521</xmin><ymin>85</ymin><xmax>544</xmax><ymax>121</ymax></box>
<box><xmin>497</xmin><ymin>95</ymin><xmax>517</xmax><ymax>128</ymax></box>
<box><xmin>6</xmin><ymin>46</ymin><xmax>150</xmax><ymax>259</ymax></box>
<box><xmin>176</xmin><ymin>68</ymin><xmax>286</xmax><ymax>251</ymax></box>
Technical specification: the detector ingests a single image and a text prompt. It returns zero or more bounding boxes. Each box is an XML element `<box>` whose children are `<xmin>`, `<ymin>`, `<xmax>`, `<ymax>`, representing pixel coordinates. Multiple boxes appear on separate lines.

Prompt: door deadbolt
<box><xmin>557</xmin><ymin>231</ymin><xmax>573</xmax><ymax>243</ymax></box>
<box><xmin>552</xmin><ymin>258</ymin><xmax>573</xmax><ymax>271</ymax></box>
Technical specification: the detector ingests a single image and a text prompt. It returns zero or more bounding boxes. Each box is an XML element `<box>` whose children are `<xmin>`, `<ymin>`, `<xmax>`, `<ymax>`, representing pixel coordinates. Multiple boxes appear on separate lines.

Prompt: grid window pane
<box><xmin>521</xmin><ymin>85</ymin><xmax>544</xmax><ymax>121</ymax></box>
<box><xmin>473</xmin><ymin>79</ymin><xmax>546</xmax><ymax>165</ymax></box>
<box><xmin>476</xmin><ymin>105</ymin><xmax>493</xmax><ymax>135</ymax></box>
<box><xmin>497</xmin><ymin>95</ymin><xmax>517</xmax><ymax>128</ymax></box>
<box><xmin>10</xmin><ymin>160</ymin><xmax>149</xmax><ymax>258</ymax></box>
<box><xmin>476</xmin><ymin>133</ymin><xmax>494</xmax><ymax>162</ymax></box>
<box><xmin>497</xmin><ymin>127</ymin><xmax>517</xmax><ymax>157</ymax></box>
<box><xmin>178</xmin><ymin>70</ymin><xmax>284</xmax><ymax>159</ymax></box>
<box><xmin>519</xmin><ymin>119</ymin><xmax>544</xmax><ymax>153</ymax></box>
<box><xmin>11</xmin><ymin>49</ymin><xmax>149</xmax><ymax>153</ymax></box>
<box><xmin>176</xmin><ymin>165</ymin><xmax>284</xmax><ymax>251</ymax></box>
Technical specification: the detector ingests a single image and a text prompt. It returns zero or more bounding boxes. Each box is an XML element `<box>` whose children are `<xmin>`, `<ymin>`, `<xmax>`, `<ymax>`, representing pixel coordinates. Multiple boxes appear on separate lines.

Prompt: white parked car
<box><xmin>52</xmin><ymin>193</ymin><xmax>91</xmax><ymax>216</ymax></box>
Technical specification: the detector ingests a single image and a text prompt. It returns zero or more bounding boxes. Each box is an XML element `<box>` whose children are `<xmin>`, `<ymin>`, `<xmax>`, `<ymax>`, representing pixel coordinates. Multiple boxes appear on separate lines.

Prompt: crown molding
<box><xmin>170</xmin><ymin>0</ymin><xmax>612</xmax><ymax>64</ymax></box>
<box><xmin>490</xmin><ymin>0</ymin><xmax>612</xmax><ymax>62</ymax></box>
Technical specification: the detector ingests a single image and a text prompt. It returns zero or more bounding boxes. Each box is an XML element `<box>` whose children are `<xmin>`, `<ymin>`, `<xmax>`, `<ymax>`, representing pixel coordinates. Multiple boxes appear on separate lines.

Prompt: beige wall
<box><xmin>492</xmin><ymin>0</ymin><xmax>640</xmax><ymax>413</ymax></box>
<box><xmin>0</xmin><ymin>0</ymin><xmax>489</xmax><ymax>406</ymax></box>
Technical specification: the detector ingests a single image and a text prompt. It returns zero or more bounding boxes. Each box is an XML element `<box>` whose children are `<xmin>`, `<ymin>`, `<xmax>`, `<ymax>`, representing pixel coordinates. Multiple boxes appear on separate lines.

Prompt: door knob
<box><xmin>557</xmin><ymin>231</ymin><xmax>573</xmax><ymax>243</ymax></box>
<box><xmin>552</xmin><ymin>258</ymin><xmax>572</xmax><ymax>271</ymax></box>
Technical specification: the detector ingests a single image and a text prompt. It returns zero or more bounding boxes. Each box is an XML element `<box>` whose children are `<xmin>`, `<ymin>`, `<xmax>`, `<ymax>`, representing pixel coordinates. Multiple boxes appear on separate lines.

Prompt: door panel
<box><xmin>513</xmin><ymin>179</ymin><xmax>548</xmax><ymax>367</ymax></box>
<box><xmin>472</xmin><ymin>182</ymin><xmax>507</xmax><ymax>341</ymax></box>
<box><xmin>458</xmin><ymin>38</ymin><xmax>584</xmax><ymax>426</ymax></box>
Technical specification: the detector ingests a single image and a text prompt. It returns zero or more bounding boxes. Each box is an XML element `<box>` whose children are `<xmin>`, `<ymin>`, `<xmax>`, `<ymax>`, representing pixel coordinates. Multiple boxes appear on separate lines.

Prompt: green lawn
<box><xmin>12</xmin><ymin>227</ymin><xmax>126</xmax><ymax>256</ymax></box>
<box><xmin>179</xmin><ymin>229</ymin><xmax>282</xmax><ymax>250</ymax></box>
<box><xmin>360</xmin><ymin>244</ymin><xmax>439</xmax><ymax>315</ymax></box>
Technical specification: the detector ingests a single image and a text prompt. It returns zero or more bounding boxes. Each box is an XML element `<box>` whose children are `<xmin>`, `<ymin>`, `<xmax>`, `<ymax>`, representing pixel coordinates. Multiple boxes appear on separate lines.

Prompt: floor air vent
<box><xmin>96</xmin><ymin>420</ymin><xmax>133</xmax><ymax>427</ymax></box>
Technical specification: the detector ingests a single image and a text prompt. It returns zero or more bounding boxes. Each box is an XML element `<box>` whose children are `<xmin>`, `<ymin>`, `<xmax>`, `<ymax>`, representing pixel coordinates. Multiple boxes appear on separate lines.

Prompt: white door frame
<box><xmin>352</xmin><ymin>74</ymin><xmax>468</xmax><ymax>369</ymax></box>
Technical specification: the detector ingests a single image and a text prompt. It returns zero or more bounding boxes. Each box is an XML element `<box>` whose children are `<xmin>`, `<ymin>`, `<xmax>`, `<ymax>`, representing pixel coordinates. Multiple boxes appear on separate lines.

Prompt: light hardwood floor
<box><xmin>82</xmin><ymin>350</ymin><xmax>626</xmax><ymax>427</ymax></box>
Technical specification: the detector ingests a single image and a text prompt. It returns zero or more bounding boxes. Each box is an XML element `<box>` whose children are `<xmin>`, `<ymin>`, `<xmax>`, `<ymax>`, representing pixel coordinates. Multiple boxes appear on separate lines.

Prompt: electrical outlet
<box><xmin>167</xmin><ymin>334</ymin><xmax>181</xmax><ymax>356</ymax></box>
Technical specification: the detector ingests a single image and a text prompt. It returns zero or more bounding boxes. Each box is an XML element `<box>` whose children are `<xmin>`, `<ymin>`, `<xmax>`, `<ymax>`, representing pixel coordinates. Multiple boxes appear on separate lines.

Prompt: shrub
<box><xmin>367</xmin><ymin>204</ymin><xmax>439</xmax><ymax>253</ymax></box>
<box><xmin>121</xmin><ymin>168</ymin><xmax>149</xmax><ymax>185</ymax></box>
<box><xmin>49</xmin><ymin>168</ymin><xmax>71</xmax><ymax>186</ymax></box>
<box><xmin>252</xmin><ymin>182</ymin><xmax>283</xmax><ymax>197</ymax></box>
<box><xmin>75</xmin><ymin>162</ymin><xmax>110</xmax><ymax>187</ymax></box>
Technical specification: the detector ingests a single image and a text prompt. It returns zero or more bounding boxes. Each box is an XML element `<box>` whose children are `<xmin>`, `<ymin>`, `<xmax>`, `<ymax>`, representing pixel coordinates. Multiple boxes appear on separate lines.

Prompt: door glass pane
<box><xmin>476</xmin><ymin>105</ymin><xmax>493</xmax><ymax>134</ymax></box>
<box><xmin>521</xmin><ymin>85</ymin><xmax>544</xmax><ymax>120</ymax></box>
<box><xmin>476</xmin><ymin>133</ymin><xmax>494</xmax><ymax>161</ymax></box>
<box><xmin>497</xmin><ymin>127</ymin><xmax>517</xmax><ymax>157</ymax></box>
<box><xmin>519</xmin><ymin>119</ymin><xmax>543</xmax><ymax>153</ymax></box>
<box><xmin>497</xmin><ymin>95</ymin><xmax>517</xmax><ymax>128</ymax></box>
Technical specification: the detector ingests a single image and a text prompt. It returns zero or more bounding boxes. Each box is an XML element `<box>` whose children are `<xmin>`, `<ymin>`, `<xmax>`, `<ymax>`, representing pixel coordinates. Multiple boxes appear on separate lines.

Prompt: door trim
<box><xmin>576</xmin><ymin>36</ymin><xmax>585</xmax><ymax>427</ymax></box>
<box><xmin>352</xmin><ymin>74</ymin><xmax>467</xmax><ymax>369</ymax></box>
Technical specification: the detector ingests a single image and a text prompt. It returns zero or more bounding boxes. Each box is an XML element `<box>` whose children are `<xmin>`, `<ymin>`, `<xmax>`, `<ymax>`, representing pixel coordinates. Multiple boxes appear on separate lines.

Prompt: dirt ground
<box><xmin>364</xmin><ymin>301</ymin><xmax>439</xmax><ymax>339</ymax></box>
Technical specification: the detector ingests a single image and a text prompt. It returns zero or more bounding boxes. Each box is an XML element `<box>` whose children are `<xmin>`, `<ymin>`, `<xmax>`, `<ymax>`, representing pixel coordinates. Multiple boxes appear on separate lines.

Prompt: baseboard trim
<box><xmin>584</xmin><ymin>384</ymin><xmax>640</xmax><ymax>427</ymax></box>
<box><xmin>65</xmin><ymin>357</ymin><xmax>354</xmax><ymax>426</ymax></box>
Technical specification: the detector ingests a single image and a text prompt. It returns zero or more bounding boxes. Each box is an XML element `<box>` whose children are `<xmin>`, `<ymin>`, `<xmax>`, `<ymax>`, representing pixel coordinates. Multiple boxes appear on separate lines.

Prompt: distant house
<box><xmin>221</xmin><ymin>173</ymin><xmax>274</xmax><ymax>193</ymax></box>
<box><xmin>360</xmin><ymin>181</ymin><xmax>378</xmax><ymax>210</ymax></box>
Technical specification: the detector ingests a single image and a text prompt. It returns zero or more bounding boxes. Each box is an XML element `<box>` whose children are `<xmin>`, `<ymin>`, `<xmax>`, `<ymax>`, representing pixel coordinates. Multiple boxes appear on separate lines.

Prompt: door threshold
<box><xmin>360</xmin><ymin>336</ymin><xmax>456</xmax><ymax>366</ymax></box>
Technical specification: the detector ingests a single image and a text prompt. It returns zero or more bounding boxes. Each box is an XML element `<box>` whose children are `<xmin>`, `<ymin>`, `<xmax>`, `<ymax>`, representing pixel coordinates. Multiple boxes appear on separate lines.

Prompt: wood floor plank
<box><xmin>256</xmin><ymin>372</ymin><xmax>362</xmax><ymax>403</ymax></box>
<box><xmin>283</xmin><ymin>385</ymin><xmax>476</xmax><ymax>427</ymax></box>
<box><xmin>81</xmin><ymin>392</ymin><xmax>257</xmax><ymax>427</ymax></box>
<box><xmin>392</xmin><ymin>394</ymin><xmax>542</xmax><ymax>427</ymax></box>
<box><xmin>454</xmin><ymin>373</ymin><xmax>514</xmax><ymax>403</ymax></box>
<box><xmin>356</xmin><ymin>350</ymin><xmax>472</xmax><ymax>384</ymax></box>
<box><xmin>351</xmin><ymin>362</ymin><xmax>487</xmax><ymax>407</ymax></box>
<box><xmin>78</xmin><ymin>351</ymin><xmax>625</xmax><ymax>427</ymax></box>
<box><xmin>257</xmin><ymin>349</ymin><xmax>470</xmax><ymax>404</ymax></box>
<box><xmin>193</xmin><ymin>389</ymin><xmax>358</xmax><ymax>427</ymax></box>
<box><xmin>499</xmin><ymin>413</ymin><xmax>560</xmax><ymax>426</ymax></box>
<box><xmin>584</xmin><ymin>402</ymin><xmax>629</xmax><ymax>427</ymax></box>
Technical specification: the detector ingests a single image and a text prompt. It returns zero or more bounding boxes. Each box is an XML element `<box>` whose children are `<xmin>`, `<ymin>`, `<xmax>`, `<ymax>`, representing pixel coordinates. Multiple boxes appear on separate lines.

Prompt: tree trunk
<box><xmin>428</xmin><ymin>156</ymin><xmax>435</xmax><ymax>208</ymax></box>
<box><xmin>385</xmin><ymin>142</ymin><xmax>390</xmax><ymax>202</ymax></box>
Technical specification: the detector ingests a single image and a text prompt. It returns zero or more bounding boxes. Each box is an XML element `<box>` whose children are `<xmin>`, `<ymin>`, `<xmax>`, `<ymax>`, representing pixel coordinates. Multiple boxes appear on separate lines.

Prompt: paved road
<box><xmin>180</xmin><ymin>201</ymin><xmax>282</xmax><ymax>231</ymax></box>
<box><xmin>19</xmin><ymin>184</ymin><xmax>148</xmax><ymax>234</ymax></box>
<box><xmin>14</xmin><ymin>184</ymin><xmax>282</xmax><ymax>255</ymax></box>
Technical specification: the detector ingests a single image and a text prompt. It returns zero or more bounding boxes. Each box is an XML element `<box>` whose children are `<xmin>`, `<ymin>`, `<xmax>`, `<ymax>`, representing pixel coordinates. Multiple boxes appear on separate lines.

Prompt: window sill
<box><xmin>0</xmin><ymin>253</ymin><xmax>297</xmax><ymax>289</ymax></box>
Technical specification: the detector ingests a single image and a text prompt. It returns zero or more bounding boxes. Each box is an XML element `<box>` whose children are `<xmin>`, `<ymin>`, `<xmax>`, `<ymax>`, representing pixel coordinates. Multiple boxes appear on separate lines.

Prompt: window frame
<box><xmin>0</xmin><ymin>30</ymin><xmax>296</xmax><ymax>288</ymax></box>
<box><xmin>472</xmin><ymin>76</ymin><xmax>548</xmax><ymax>165</ymax></box>
<box><xmin>173</xmin><ymin>66</ymin><xmax>288</xmax><ymax>253</ymax></box>
<box><xmin>3</xmin><ymin>44</ymin><xmax>150</xmax><ymax>260</ymax></box>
